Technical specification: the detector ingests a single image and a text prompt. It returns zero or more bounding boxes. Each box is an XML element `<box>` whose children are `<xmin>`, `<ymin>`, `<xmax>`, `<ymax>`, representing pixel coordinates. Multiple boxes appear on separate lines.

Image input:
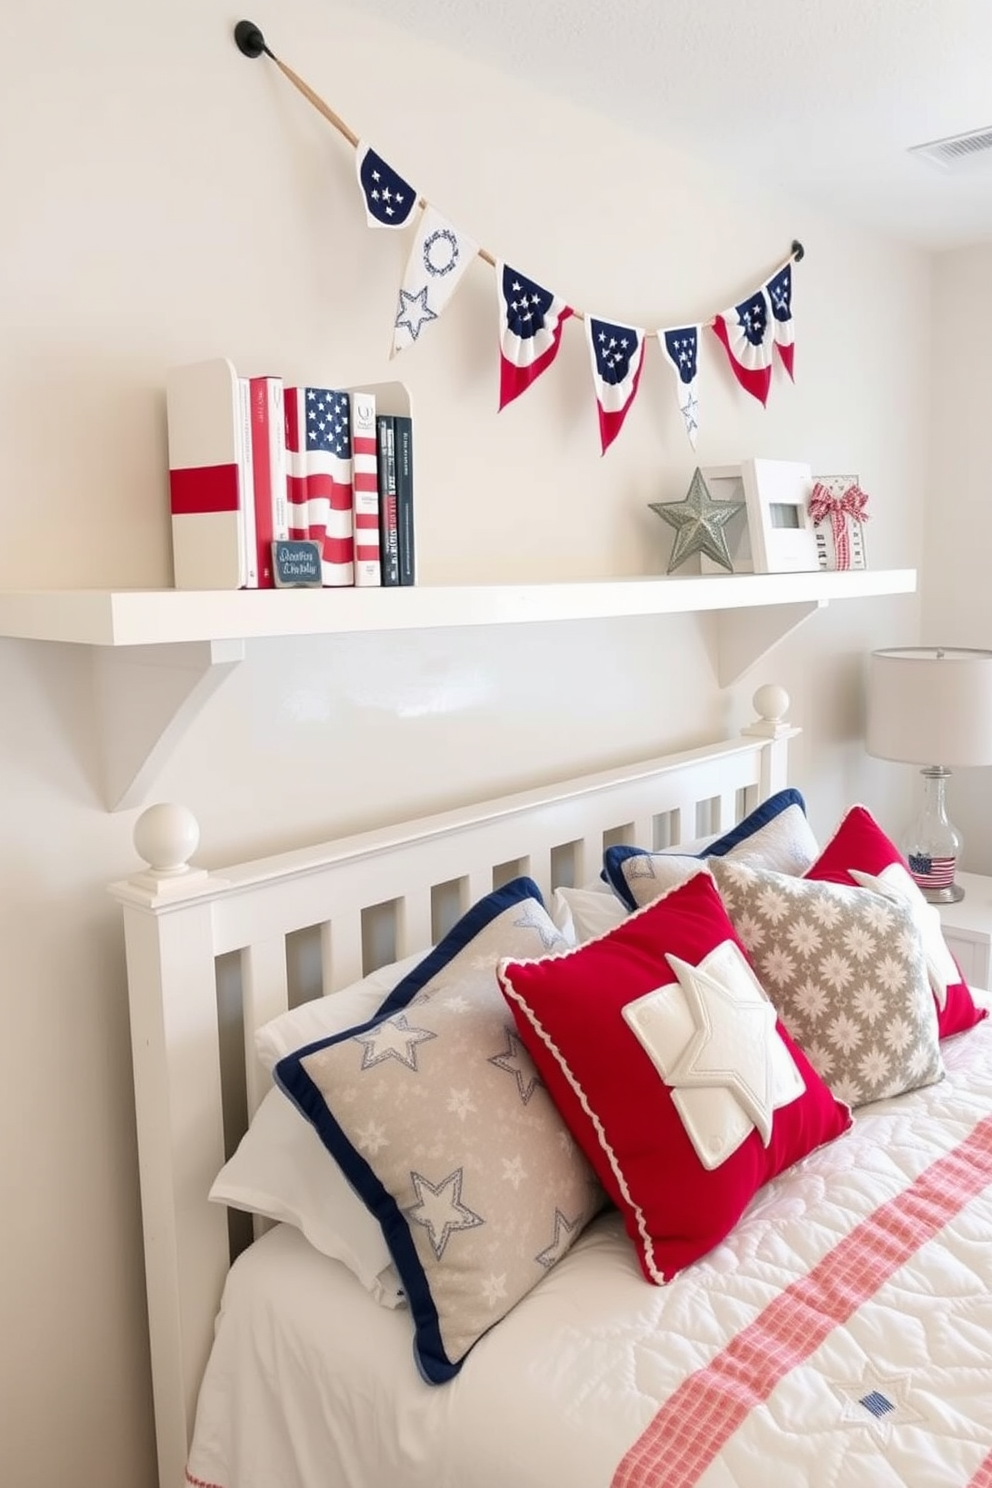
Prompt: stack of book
<box><xmin>166</xmin><ymin>358</ymin><xmax>416</xmax><ymax>590</ymax></box>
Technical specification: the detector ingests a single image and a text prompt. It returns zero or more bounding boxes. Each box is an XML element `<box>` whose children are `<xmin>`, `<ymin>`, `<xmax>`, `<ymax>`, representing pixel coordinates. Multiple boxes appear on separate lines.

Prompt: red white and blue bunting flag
<box><xmin>496</xmin><ymin>263</ymin><xmax>573</xmax><ymax>411</ymax></box>
<box><xmin>765</xmin><ymin>263</ymin><xmax>794</xmax><ymax>380</ymax></box>
<box><xmin>245</xmin><ymin>44</ymin><xmax>804</xmax><ymax>451</ymax></box>
<box><xmin>391</xmin><ymin>205</ymin><xmax>479</xmax><ymax>357</ymax></box>
<box><xmin>585</xmin><ymin>317</ymin><xmax>646</xmax><ymax>455</ymax></box>
<box><xmin>355</xmin><ymin>143</ymin><xmax>418</xmax><ymax>228</ymax></box>
<box><xmin>657</xmin><ymin>326</ymin><xmax>701</xmax><ymax>448</ymax></box>
<box><xmin>710</xmin><ymin>288</ymin><xmax>774</xmax><ymax>406</ymax></box>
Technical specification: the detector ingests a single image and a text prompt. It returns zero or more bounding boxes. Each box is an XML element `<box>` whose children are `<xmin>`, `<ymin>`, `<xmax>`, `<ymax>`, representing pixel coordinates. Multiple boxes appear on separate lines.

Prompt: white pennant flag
<box><xmin>391</xmin><ymin>205</ymin><xmax>478</xmax><ymax>357</ymax></box>
<box><xmin>657</xmin><ymin>325</ymin><xmax>701</xmax><ymax>448</ymax></box>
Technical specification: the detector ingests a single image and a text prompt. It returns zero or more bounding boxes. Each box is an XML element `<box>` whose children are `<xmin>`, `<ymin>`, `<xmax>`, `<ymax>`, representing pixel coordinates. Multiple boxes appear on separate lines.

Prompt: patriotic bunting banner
<box><xmin>765</xmin><ymin>263</ymin><xmax>795</xmax><ymax>380</ymax></box>
<box><xmin>496</xmin><ymin>263</ymin><xmax>573</xmax><ymax>411</ymax></box>
<box><xmin>658</xmin><ymin>326</ymin><xmax>701</xmax><ymax>448</ymax></box>
<box><xmin>710</xmin><ymin>289</ymin><xmax>774</xmax><ymax>406</ymax></box>
<box><xmin>355</xmin><ymin>143</ymin><xmax>418</xmax><ymax>229</ymax></box>
<box><xmin>585</xmin><ymin>317</ymin><xmax>646</xmax><ymax>455</ymax></box>
<box><xmin>392</xmin><ymin>205</ymin><xmax>479</xmax><ymax>357</ymax></box>
<box><xmin>244</xmin><ymin>54</ymin><xmax>805</xmax><ymax>454</ymax></box>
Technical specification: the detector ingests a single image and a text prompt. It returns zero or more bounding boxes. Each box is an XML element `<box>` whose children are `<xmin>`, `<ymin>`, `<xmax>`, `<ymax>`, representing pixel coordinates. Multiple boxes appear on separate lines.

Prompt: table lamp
<box><xmin>866</xmin><ymin>647</ymin><xmax>992</xmax><ymax>902</ymax></box>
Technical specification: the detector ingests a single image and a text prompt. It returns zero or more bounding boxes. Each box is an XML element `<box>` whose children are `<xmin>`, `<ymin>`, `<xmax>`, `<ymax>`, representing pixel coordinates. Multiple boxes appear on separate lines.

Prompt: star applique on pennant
<box><xmin>650</xmin><ymin>467</ymin><xmax>745</xmax><ymax>574</ymax></box>
<box><xmin>849</xmin><ymin>863</ymin><xmax>958</xmax><ymax>1009</ymax></box>
<box><xmin>355</xmin><ymin>1013</ymin><xmax>437</xmax><ymax>1071</ymax></box>
<box><xmin>405</xmin><ymin>1167</ymin><xmax>483</xmax><ymax>1259</ymax></box>
<box><xmin>394</xmin><ymin>285</ymin><xmax>438</xmax><ymax>345</ymax></box>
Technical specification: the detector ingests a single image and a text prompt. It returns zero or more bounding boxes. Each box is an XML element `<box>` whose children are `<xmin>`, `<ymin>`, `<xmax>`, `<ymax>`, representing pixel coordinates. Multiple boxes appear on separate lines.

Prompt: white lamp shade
<box><xmin>867</xmin><ymin>647</ymin><xmax>992</xmax><ymax>767</ymax></box>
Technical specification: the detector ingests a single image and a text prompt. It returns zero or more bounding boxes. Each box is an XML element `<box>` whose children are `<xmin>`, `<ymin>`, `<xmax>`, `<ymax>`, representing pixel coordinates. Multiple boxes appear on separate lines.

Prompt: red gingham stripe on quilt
<box><xmin>970</xmin><ymin>1448</ymin><xmax>992</xmax><ymax>1487</ymax></box>
<box><xmin>612</xmin><ymin>1112</ymin><xmax>992</xmax><ymax>1488</ymax></box>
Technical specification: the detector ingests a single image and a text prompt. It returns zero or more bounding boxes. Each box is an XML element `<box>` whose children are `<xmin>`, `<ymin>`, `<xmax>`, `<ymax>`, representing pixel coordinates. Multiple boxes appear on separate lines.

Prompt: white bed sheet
<box><xmin>187</xmin><ymin>1018</ymin><xmax>992</xmax><ymax>1488</ymax></box>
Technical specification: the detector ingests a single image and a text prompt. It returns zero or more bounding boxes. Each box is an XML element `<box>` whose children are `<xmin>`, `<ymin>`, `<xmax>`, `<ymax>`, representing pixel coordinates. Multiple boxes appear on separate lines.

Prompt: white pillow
<box><xmin>210</xmin><ymin>1087</ymin><xmax>404</xmax><ymax>1306</ymax></box>
<box><xmin>211</xmin><ymin>948</ymin><xmax>430</xmax><ymax>1307</ymax></box>
<box><xmin>550</xmin><ymin>884</ymin><xmax>628</xmax><ymax>942</ymax></box>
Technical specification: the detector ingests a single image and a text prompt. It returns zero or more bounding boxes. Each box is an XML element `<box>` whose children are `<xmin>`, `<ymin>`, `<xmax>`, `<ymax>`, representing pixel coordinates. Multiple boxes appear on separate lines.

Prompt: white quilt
<box><xmin>186</xmin><ymin>1020</ymin><xmax>992</xmax><ymax>1488</ymax></box>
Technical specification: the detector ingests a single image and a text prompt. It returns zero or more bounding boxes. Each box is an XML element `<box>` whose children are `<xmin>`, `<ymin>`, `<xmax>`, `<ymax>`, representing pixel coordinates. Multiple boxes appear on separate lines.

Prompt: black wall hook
<box><xmin>791</xmin><ymin>239</ymin><xmax>805</xmax><ymax>262</ymax></box>
<box><xmin>234</xmin><ymin>20</ymin><xmax>268</xmax><ymax>58</ymax></box>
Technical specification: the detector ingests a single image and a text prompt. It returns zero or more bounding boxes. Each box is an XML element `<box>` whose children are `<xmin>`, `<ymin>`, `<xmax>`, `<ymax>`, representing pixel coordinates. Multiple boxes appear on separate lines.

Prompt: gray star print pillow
<box><xmin>708</xmin><ymin>859</ymin><xmax>944</xmax><ymax>1107</ymax></box>
<box><xmin>275</xmin><ymin>876</ymin><xmax>604</xmax><ymax>1384</ymax></box>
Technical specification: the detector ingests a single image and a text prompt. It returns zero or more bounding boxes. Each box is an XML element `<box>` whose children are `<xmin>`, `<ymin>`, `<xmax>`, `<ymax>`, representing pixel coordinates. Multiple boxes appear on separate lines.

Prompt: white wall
<box><xmin>0</xmin><ymin>2</ymin><xmax>927</xmax><ymax>1484</ymax></box>
<box><xmin>922</xmin><ymin>244</ymin><xmax>992</xmax><ymax>872</ymax></box>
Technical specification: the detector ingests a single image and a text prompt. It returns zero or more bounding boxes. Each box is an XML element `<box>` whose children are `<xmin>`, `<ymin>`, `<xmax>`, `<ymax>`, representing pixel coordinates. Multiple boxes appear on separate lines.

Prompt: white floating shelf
<box><xmin>0</xmin><ymin>568</ymin><xmax>916</xmax><ymax>811</ymax></box>
<box><xmin>0</xmin><ymin>568</ymin><xmax>916</xmax><ymax>646</ymax></box>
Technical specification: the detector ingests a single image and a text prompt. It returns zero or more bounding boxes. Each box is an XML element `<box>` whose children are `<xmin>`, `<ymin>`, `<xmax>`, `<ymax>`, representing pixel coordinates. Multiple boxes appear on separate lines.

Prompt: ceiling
<box><xmin>350</xmin><ymin>0</ymin><xmax>992</xmax><ymax>251</ymax></box>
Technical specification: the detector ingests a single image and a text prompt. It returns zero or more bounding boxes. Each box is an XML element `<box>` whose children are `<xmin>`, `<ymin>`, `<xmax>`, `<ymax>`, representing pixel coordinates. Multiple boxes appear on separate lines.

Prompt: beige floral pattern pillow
<box><xmin>709</xmin><ymin>859</ymin><xmax>944</xmax><ymax>1108</ymax></box>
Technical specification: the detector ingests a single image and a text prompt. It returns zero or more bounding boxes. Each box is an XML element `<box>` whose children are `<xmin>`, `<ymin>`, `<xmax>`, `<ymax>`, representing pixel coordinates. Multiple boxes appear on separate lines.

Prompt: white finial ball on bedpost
<box><xmin>752</xmin><ymin>684</ymin><xmax>790</xmax><ymax>732</ymax></box>
<box><xmin>133</xmin><ymin>803</ymin><xmax>201</xmax><ymax>879</ymax></box>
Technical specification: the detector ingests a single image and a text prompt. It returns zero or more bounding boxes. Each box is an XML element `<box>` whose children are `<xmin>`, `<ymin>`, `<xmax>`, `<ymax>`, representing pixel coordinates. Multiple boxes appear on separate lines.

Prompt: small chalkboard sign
<box><xmin>272</xmin><ymin>541</ymin><xmax>322</xmax><ymax>588</ymax></box>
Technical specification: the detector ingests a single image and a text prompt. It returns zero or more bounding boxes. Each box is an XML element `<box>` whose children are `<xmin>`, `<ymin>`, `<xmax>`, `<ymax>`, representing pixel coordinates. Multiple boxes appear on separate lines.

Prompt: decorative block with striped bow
<box><xmin>809</xmin><ymin>476</ymin><xmax>870</xmax><ymax>571</ymax></box>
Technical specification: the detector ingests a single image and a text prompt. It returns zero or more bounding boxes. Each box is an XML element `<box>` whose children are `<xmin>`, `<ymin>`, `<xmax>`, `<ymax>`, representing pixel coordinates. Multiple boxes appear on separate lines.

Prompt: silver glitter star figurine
<box><xmin>650</xmin><ymin>468</ymin><xmax>746</xmax><ymax>574</ymax></box>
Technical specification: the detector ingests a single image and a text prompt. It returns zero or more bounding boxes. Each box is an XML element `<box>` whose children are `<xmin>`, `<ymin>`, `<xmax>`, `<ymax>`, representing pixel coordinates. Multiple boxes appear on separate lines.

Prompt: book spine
<box><xmin>265</xmin><ymin>376</ymin><xmax>289</xmax><ymax>542</ymax></box>
<box><xmin>393</xmin><ymin>413</ymin><xmax>415</xmax><ymax>586</ymax></box>
<box><xmin>248</xmin><ymin>376</ymin><xmax>282</xmax><ymax>587</ymax></box>
<box><xmin>166</xmin><ymin>357</ymin><xmax>246</xmax><ymax>590</ymax></box>
<box><xmin>351</xmin><ymin>391</ymin><xmax>381</xmax><ymax>587</ymax></box>
<box><xmin>238</xmin><ymin>377</ymin><xmax>258</xmax><ymax>589</ymax></box>
<box><xmin>376</xmin><ymin>415</ymin><xmax>400</xmax><ymax>587</ymax></box>
<box><xmin>282</xmin><ymin>385</ymin><xmax>311</xmax><ymax>541</ymax></box>
<box><xmin>307</xmin><ymin>387</ymin><xmax>354</xmax><ymax>587</ymax></box>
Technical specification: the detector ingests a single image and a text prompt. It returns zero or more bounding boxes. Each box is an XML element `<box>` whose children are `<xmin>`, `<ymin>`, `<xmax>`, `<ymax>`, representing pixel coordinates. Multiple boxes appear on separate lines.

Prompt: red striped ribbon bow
<box><xmin>808</xmin><ymin>481</ymin><xmax>869</xmax><ymax>569</ymax></box>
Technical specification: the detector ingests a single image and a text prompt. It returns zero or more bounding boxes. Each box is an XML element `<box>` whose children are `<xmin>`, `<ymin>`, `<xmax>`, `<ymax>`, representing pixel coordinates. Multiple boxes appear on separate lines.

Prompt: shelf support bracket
<box><xmin>92</xmin><ymin>640</ymin><xmax>246</xmax><ymax>812</ymax></box>
<box><xmin>716</xmin><ymin>599</ymin><xmax>827</xmax><ymax>686</ymax></box>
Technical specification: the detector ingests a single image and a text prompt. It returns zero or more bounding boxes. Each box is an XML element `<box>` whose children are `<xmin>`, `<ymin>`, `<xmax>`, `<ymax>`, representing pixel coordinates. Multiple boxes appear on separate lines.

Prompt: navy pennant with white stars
<box><xmin>585</xmin><ymin>315</ymin><xmax>646</xmax><ymax>454</ymax></box>
<box><xmin>496</xmin><ymin>261</ymin><xmax>573</xmax><ymax>410</ymax></box>
<box><xmin>765</xmin><ymin>262</ymin><xmax>795</xmax><ymax>380</ymax></box>
<box><xmin>355</xmin><ymin>142</ymin><xmax>417</xmax><ymax>228</ymax></box>
<box><xmin>710</xmin><ymin>289</ymin><xmax>774</xmax><ymax>406</ymax></box>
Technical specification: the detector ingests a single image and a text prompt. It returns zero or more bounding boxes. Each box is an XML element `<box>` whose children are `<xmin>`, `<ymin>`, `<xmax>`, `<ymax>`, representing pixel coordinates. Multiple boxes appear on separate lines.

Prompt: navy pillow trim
<box><xmin>602</xmin><ymin>788</ymin><xmax>808</xmax><ymax>910</ymax></box>
<box><xmin>274</xmin><ymin>873</ymin><xmax>546</xmax><ymax>1385</ymax></box>
<box><xmin>376</xmin><ymin>875</ymin><xmax>545</xmax><ymax>1019</ymax></box>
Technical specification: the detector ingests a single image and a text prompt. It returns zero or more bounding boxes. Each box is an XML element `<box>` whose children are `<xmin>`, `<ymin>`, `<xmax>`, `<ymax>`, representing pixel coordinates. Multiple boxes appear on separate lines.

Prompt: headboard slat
<box><xmin>242</xmin><ymin>938</ymin><xmax>291</xmax><ymax>1118</ymax></box>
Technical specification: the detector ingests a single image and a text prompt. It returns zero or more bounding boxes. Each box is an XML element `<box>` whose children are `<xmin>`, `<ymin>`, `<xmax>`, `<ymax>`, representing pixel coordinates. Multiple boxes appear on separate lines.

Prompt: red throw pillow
<box><xmin>808</xmin><ymin>805</ymin><xmax>987</xmax><ymax>1039</ymax></box>
<box><xmin>498</xmin><ymin>872</ymin><xmax>852</xmax><ymax>1285</ymax></box>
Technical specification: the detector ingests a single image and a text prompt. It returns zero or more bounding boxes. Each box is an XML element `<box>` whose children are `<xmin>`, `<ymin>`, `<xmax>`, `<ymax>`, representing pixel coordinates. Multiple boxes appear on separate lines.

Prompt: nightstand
<box><xmin>938</xmin><ymin>872</ymin><xmax>992</xmax><ymax>989</ymax></box>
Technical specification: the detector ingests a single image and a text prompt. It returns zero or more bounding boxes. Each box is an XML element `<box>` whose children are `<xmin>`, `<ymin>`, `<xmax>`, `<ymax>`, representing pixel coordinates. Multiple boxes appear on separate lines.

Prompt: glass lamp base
<box><xmin>917</xmin><ymin>880</ymin><xmax>965</xmax><ymax>905</ymax></box>
<box><xmin>904</xmin><ymin>765</ymin><xmax>964</xmax><ymax>904</ymax></box>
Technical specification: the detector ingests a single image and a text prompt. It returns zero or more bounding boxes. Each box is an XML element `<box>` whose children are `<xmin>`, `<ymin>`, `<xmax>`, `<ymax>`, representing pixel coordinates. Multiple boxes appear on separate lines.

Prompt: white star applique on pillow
<box><xmin>622</xmin><ymin>939</ymin><xmax>805</xmax><ymax>1170</ymax></box>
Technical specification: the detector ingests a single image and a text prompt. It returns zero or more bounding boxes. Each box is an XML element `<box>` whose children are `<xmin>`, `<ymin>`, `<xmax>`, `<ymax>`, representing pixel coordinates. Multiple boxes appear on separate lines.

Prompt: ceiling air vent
<box><xmin>909</xmin><ymin>125</ymin><xmax>992</xmax><ymax>173</ymax></box>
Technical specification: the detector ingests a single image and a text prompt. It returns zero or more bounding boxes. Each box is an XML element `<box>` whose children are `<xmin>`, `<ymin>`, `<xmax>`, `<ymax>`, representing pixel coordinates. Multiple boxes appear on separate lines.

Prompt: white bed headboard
<box><xmin>109</xmin><ymin>684</ymin><xmax>798</xmax><ymax>1488</ymax></box>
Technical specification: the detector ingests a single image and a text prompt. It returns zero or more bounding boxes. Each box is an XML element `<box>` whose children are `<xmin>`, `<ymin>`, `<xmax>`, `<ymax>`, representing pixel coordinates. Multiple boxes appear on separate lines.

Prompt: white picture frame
<box><xmin>741</xmin><ymin>458</ymin><xmax>821</xmax><ymax>574</ymax></box>
<box><xmin>698</xmin><ymin>464</ymin><xmax>752</xmax><ymax>574</ymax></box>
<box><xmin>811</xmin><ymin>474</ymin><xmax>869</xmax><ymax>571</ymax></box>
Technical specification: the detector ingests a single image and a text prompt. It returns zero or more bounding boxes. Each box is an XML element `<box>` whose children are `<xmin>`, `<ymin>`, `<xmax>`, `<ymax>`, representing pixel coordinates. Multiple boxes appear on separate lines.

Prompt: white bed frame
<box><xmin>109</xmin><ymin>685</ymin><xmax>798</xmax><ymax>1488</ymax></box>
